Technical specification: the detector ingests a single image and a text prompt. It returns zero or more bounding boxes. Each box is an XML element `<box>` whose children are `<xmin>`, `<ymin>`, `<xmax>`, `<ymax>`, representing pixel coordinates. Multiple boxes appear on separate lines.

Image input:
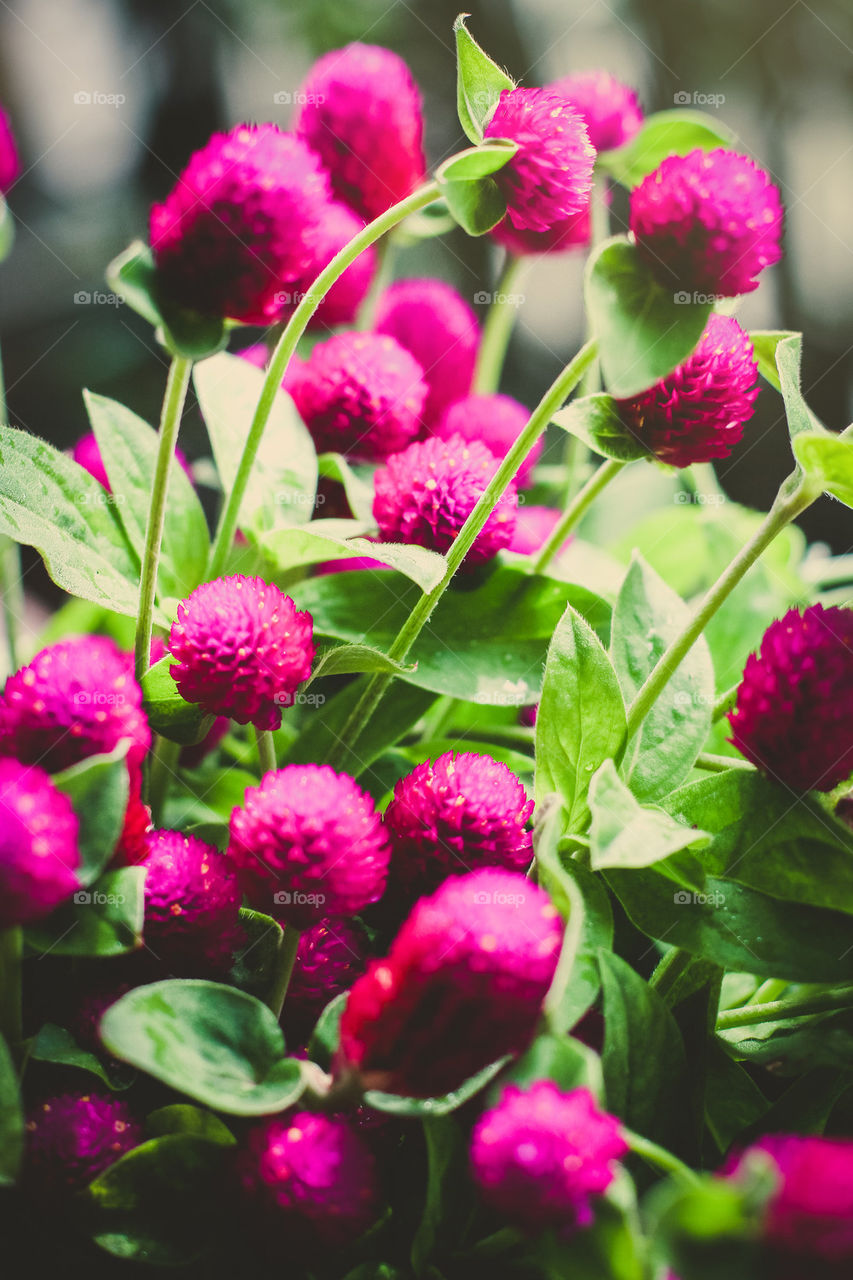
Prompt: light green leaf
<box><xmin>436</xmin><ymin>142</ymin><xmax>518</xmax><ymax>181</ymax></box>
<box><xmin>600</xmin><ymin>109</ymin><xmax>736</xmax><ymax>188</ymax></box>
<box><xmin>793</xmin><ymin>432</ymin><xmax>853</xmax><ymax>508</ymax></box>
<box><xmin>141</xmin><ymin>655</ymin><xmax>211</xmax><ymax>746</ymax></box>
<box><xmin>589</xmin><ymin>759</ymin><xmax>710</xmax><ymax>870</ymax></box>
<box><xmin>0</xmin><ymin>1035</ymin><xmax>23</xmax><ymax>1186</ymax></box>
<box><xmin>52</xmin><ymin>745</ymin><xmax>131</xmax><ymax>885</ymax></box>
<box><xmin>553</xmin><ymin>394</ymin><xmax>649</xmax><ymax>463</ymax></box>
<box><xmin>0</xmin><ymin>196</ymin><xmax>14</xmax><ymax>263</ymax></box>
<box><xmin>317</xmin><ymin>452</ymin><xmax>375</xmax><ymax>522</ymax></box>
<box><xmin>261</xmin><ymin>521</ymin><xmax>447</xmax><ymax>590</ymax></box>
<box><xmin>440</xmin><ymin>175</ymin><xmax>508</xmax><ymax>236</ymax></box>
<box><xmin>453</xmin><ymin>15</ymin><xmax>515</xmax><ymax>144</ymax></box>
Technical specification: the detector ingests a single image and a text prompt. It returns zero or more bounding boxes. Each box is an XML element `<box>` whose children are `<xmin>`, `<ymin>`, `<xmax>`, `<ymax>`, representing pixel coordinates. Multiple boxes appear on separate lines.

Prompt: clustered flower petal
<box><xmin>227</xmin><ymin>765</ymin><xmax>390</xmax><ymax>928</ymax></box>
<box><xmin>169</xmin><ymin>576</ymin><xmax>314</xmax><ymax>732</ymax></box>
<box><xmin>615</xmin><ymin>313</ymin><xmax>759</xmax><ymax>467</ymax></box>
<box><xmin>283</xmin><ymin>917</ymin><xmax>370</xmax><ymax>1046</ymax></box>
<box><xmin>491</xmin><ymin>204</ymin><xmax>591</xmax><ymax>257</ymax></box>
<box><xmin>435</xmin><ymin>394</ymin><xmax>540</xmax><ymax>486</ymax></box>
<box><xmin>470</xmin><ymin>1083</ymin><xmax>628</xmax><ymax>1232</ymax></box>
<box><xmin>550</xmin><ymin>70</ymin><xmax>643</xmax><ymax>152</ymax></box>
<box><xmin>141</xmin><ymin>828</ymin><xmax>243</xmax><ymax>975</ymax></box>
<box><xmin>373</xmin><ymin>434</ymin><xmax>517</xmax><ymax>566</ymax></box>
<box><xmin>295</xmin><ymin>43</ymin><xmax>426</xmax><ymax>222</ymax></box>
<box><xmin>484</xmin><ymin>87</ymin><xmax>595</xmax><ymax>234</ymax></box>
<box><xmin>507</xmin><ymin>505</ymin><xmax>567</xmax><ymax>556</ymax></box>
<box><xmin>24</xmin><ymin>1092</ymin><xmax>142</xmax><ymax>1197</ymax></box>
<box><xmin>338</xmin><ymin>868</ymin><xmax>563</xmax><ymax>1097</ymax></box>
<box><xmin>306</xmin><ymin>202</ymin><xmax>378</xmax><ymax>329</ymax></box>
<box><xmin>728</xmin><ymin>604</ymin><xmax>853</xmax><ymax>792</ymax></box>
<box><xmin>629</xmin><ymin>148</ymin><xmax>783</xmax><ymax>297</ymax></box>
<box><xmin>0</xmin><ymin>758</ymin><xmax>80</xmax><ymax>928</ymax></box>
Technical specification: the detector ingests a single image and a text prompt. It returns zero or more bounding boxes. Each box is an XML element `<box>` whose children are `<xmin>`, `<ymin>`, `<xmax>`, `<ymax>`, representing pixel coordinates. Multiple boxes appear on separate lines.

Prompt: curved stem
<box><xmin>649</xmin><ymin>946</ymin><xmax>695</xmax><ymax>1001</ymax></box>
<box><xmin>326</xmin><ymin>340</ymin><xmax>599</xmax><ymax>768</ymax></box>
<box><xmin>207</xmin><ymin>180</ymin><xmax>442</xmax><ymax>579</ymax></box>
<box><xmin>267</xmin><ymin>924</ymin><xmax>302</xmax><ymax>1021</ymax></box>
<box><xmin>472</xmin><ymin>254</ymin><xmax>528</xmax><ymax>394</ymax></box>
<box><xmin>624</xmin><ymin>1128</ymin><xmax>700</xmax><ymax>1185</ymax></box>
<box><xmin>134</xmin><ymin>354</ymin><xmax>192</xmax><ymax>685</ymax></box>
<box><xmin>717</xmin><ymin>986</ymin><xmax>853</xmax><ymax>1030</ymax></box>
<box><xmin>534</xmin><ymin>457</ymin><xmax>625</xmax><ymax>572</ymax></box>
<box><xmin>148</xmin><ymin>736</ymin><xmax>180</xmax><ymax>825</ymax></box>
<box><xmin>255</xmin><ymin>727</ymin><xmax>277</xmax><ymax>777</ymax></box>
<box><xmin>694</xmin><ymin>752</ymin><xmax>753</xmax><ymax>773</ymax></box>
<box><xmin>712</xmin><ymin>681</ymin><xmax>740</xmax><ymax>724</ymax></box>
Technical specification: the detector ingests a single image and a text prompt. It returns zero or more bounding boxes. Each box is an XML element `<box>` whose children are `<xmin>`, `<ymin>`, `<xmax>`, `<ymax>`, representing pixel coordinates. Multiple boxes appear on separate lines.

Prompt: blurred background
<box><xmin>0</xmin><ymin>0</ymin><xmax>851</xmax><ymax>575</ymax></box>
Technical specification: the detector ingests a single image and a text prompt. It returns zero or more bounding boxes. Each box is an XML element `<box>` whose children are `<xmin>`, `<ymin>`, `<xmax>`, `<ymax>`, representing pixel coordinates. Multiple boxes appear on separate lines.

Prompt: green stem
<box><xmin>0</xmin><ymin>341</ymin><xmax>22</xmax><ymax>675</ymax></box>
<box><xmin>134</xmin><ymin>355</ymin><xmax>192</xmax><ymax>685</ymax></box>
<box><xmin>534</xmin><ymin>457</ymin><xmax>625</xmax><ymax>572</ymax></box>
<box><xmin>255</xmin><ymin>727</ymin><xmax>277</xmax><ymax>777</ymax></box>
<box><xmin>0</xmin><ymin>926</ymin><xmax>22</xmax><ymax>1061</ymax></box>
<box><xmin>267</xmin><ymin>925</ymin><xmax>302</xmax><ymax>1021</ymax></box>
<box><xmin>695</xmin><ymin>752</ymin><xmax>753</xmax><ymax>773</ymax></box>
<box><xmin>752</xmin><ymin>978</ymin><xmax>788</xmax><ymax>1005</ymax></box>
<box><xmin>326</xmin><ymin>340</ymin><xmax>599</xmax><ymax>769</ymax></box>
<box><xmin>624</xmin><ymin>480</ymin><xmax>817</xmax><ymax>742</ymax></box>
<box><xmin>649</xmin><ymin>947</ymin><xmax>694</xmax><ymax>1000</ymax></box>
<box><xmin>562</xmin><ymin>175</ymin><xmax>608</xmax><ymax>502</ymax></box>
<box><xmin>207</xmin><ymin>180</ymin><xmax>442</xmax><ymax>579</ymax></box>
<box><xmin>147</xmin><ymin>736</ymin><xmax>181</xmax><ymax>826</ymax></box>
<box><xmin>624</xmin><ymin>1128</ymin><xmax>701</xmax><ymax>1185</ymax></box>
<box><xmin>355</xmin><ymin>236</ymin><xmax>396</xmax><ymax>329</ymax></box>
<box><xmin>716</xmin><ymin>986</ymin><xmax>853</xmax><ymax>1030</ymax></box>
<box><xmin>472</xmin><ymin>254</ymin><xmax>528</xmax><ymax>394</ymax></box>
<box><xmin>712</xmin><ymin>681</ymin><xmax>741</xmax><ymax>723</ymax></box>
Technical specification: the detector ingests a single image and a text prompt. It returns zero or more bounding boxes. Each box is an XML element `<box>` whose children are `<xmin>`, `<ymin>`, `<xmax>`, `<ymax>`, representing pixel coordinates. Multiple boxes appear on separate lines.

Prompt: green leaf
<box><xmin>552</xmin><ymin>394</ymin><xmax>649</xmax><ymax>463</ymax></box>
<box><xmin>25</xmin><ymin>867</ymin><xmax>145</xmax><ymax>957</ymax></box>
<box><xmin>140</xmin><ymin>654</ymin><xmax>211</xmax><ymax>745</ymax></box>
<box><xmin>589</xmin><ymin>760</ymin><xmax>710</xmax><ymax>871</ymax></box>
<box><xmin>310</xmin><ymin>643</ymin><xmax>415</xmax><ymax>682</ymax></box>
<box><xmin>145</xmin><ymin>1104</ymin><xmax>234</xmax><ymax>1144</ymax></box>
<box><xmin>773</xmin><ymin>332</ymin><xmax>826</xmax><ymax>441</ymax></box>
<box><xmin>453</xmin><ymin>15</ymin><xmax>515</xmax><ymax>144</ymax></box>
<box><xmin>0</xmin><ymin>1034</ymin><xmax>23</xmax><ymax>1186</ymax></box>
<box><xmin>719</xmin><ymin>1004</ymin><xmax>853</xmax><ymax>1075</ymax></box>
<box><xmin>100</xmin><ymin>980</ymin><xmax>306</xmax><ymax>1115</ymax></box>
<box><xmin>585</xmin><ymin>238</ymin><xmax>712</xmax><ymax>398</ymax></box>
<box><xmin>228</xmin><ymin>907</ymin><xmax>283</xmax><ymax>997</ymax></box>
<box><xmin>30</xmin><ymin>1022</ymin><xmax>135</xmax><ymax>1090</ymax></box>
<box><xmin>534</xmin><ymin>604</ymin><xmax>626</xmax><ymax>835</ymax></box>
<box><xmin>599</xmin><ymin>109</ymin><xmax>736</xmax><ymax>188</ymax></box>
<box><xmin>0</xmin><ymin>425</ymin><xmax>145</xmax><ymax>619</ymax></box>
<box><xmin>0</xmin><ymin>196</ymin><xmax>14</xmax><ymax>263</ymax></box>
<box><xmin>704</xmin><ymin>1045</ymin><xmax>768</xmax><ymax>1155</ymax></box>
<box><xmin>317</xmin><ymin>452</ymin><xmax>375</xmax><ymax>522</ymax></box>
<box><xmin>411</xmin><ymin>1118</ymin><xmax>466</xmax><ymax>1277</ymax></box>
<box><xmin>261</xmin><ymin>522</ymin><xmax>446</xmax><ymax>590</ymax></box>
<box><xmin>106</xmin><ymin>240</ymin><xmax>228</xmax><ymax>361</ymax></box>
<box><xmin>497</xmin><ymin>1031</ymin><xmax>604</xmax><ymax>1099</ymax></box>
<box><xmin>611</xmin><ymin>553</ymin><xmax>715</xmax><ymax>800</ymax></box>
<box><xmin>440</xmin><ymin>175</ymin><xmax>508</xmax><ymax>236</ymax></box>
<box><xmin>437</xmin><ymin>142</ymin><xmax>518</xmax><ymax>181</ymax></box>
<box><xmin>84</xmin><ymin>391</ymin><xmax>208</xmax><ymax>599</ymax></box>
<box><xmin>51</xmin><ymin>745</ymin><xmax>130</xmax><ymax>885</ymax></box>
<box><xmin>793</xmin><ymin>432</ymin><xmax>853</xmax><ymax>508</ymax></box>
<box><xmin>366</xmin><ymin>1058</ymin><xmax>508</xmax><ymax>1118</ymax></box>
<box><xmin>307</xmin><ymin>990</ymin><xmax>348</xmax><ymax>1069</ymax></box>
<box><xmin>748</xmin><ymin>329</ymin><xmax>796</xmax><ymax>390</ymax></box>
<box><xmin>193</xmin><ymin>351</ymin><xmax>317</xmax><ymax>537</ymax></box>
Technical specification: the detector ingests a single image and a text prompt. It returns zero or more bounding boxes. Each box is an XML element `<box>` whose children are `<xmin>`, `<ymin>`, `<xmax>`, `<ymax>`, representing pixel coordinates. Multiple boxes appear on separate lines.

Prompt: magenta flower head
<box><xmin>507</xmin><ymin>505</ymin><xmax>567</xmax><ymax>556</ymax></box>
<box><xmin>24</xmin><ymin>1092</ymin><xmax>142</xmax><ymax>1198</ymax></box>
<box><xmin>374</xmin><ymin>278</ymin><xmax>480</xmax><ymax>430</ymax></box>
<box><xmin>373</xmin><ymin>434</ymin><xmax>517</xmax><ymax>566</ymax></box>
<box><xmin>307</xmin><ymin>201</ymin><xmax>377</xmax><ymax>330</ymax></box>
<box><xmin>169</xmin><ymin>576</ymin><xmax>314</xmax><ymax>732</ymax></box>
<box><xmin>384</xmin><ymin>751</ymin><xmax>533</xmax><ymax>901</ymax></box>
<box><xmin>491</xmin><ymin>204</ymin><xmax>591</xmax><ymax>257</ymax></box>
<box><xmin>484</xmin><ymin>87</ymin><xmax>595</xmax><ymax>235</ymax></box>
<box><xmin>615</xmin><ymin>313</ymin><xmax>759</xmax><ymax>467</ymax></box>
<box><xmin>435</xmin><ymin>393</ymin><xmax>540</xmax><ymax>487</ymax></box>
<box><xmin>141</xmin><ymin>828</ymin><xmax>242</xmax><ymax>975</ymax></box>
<box><xmin>227</xmin><ymin>765</ymin><xmax>390</xmax><ymax>929</ymax></box>
<box><xmin>728</xmin><ymin>603</ymin><xmax>853</xmax><ymax>792</ymax></box>
<box><xmin>289</xmin><ymin>332</ymin><xmax>426</xmax><ymax>460</ymax></box>
<box><xmin>72</xmin><ymin>431</ymin><xmax>191</xmax><ymax>492</ymax></box>
<box><xmin>283</xmin><ymin>917</ymin><xmax>370</xmax><ymax>1046</ymax></box>
<box><xmin>630</xmin><ymin>148</ymin><xmax>783</xmax><ymax>297</ymax></box>
<box><xmin>0</xmin><ymin>105</ymin><xmax>20</xmax><ymax>193</ymax></box>
<box><xmin>150</xmin><ymin>124</ymin><xmax>333</xmax><ymax>324</ymax></box>
<box><xmin>294</xmin><ymin>43</ymin><xmax>425</xmax><ymax>222</ymax></box>
<box><xmin>236</xmin><ymin>1110</ymin><xmax>380</xmax><ymax>1254</ymax></box>
<box><xmin>338</xmin><ymin>868</ymin><xmax>563</xmax><ymax>1097</ymax></box>
<box><xmin>550</xmin><ymin>70</ymin><xmax>643</xmax><ymax>153</ymax></box>
<box><xmin>0</xmin><ymin>758</ymin><xmax>80</xmax><ymax>928</ymax></box>
<box><xmin>470</xmin><ymin>1083</ymin><xmax>628</xmax><ymax>1233</ymax></box>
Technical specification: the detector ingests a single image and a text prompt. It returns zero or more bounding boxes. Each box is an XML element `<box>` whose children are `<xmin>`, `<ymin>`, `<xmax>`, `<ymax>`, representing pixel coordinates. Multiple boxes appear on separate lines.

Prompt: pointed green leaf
<box><xmin>552</xmin><ymin>393</ymin><xmax>649</xmax><ymax>462</ymax></box>
<box><xmin>25</xmin><ymin>867</ymin><xmax>145</xmax><ymax>957</ymax></box>
<box><xmin>52</xmin><ymin>744</ymin><xmax>131</xmax><ymax>885</ymax></box>
<box><xmin>436</xmin><ymin>141</ymin><xmax>518</xmax><ymax>181</ymax></box>
<box><xmin>106</xmin><ymin>240</ymin><xmax>228</xmax><ymax>361</ymax></box>
<box><xmin>589</xmin><ymin>759</ymin><xmax>710</xmax><ymax>870</ymax></box>
<box><xmin>792</xmin><ymin>432</ymin><xmax>853</xmax><ymax>508</ymax></box>
<box><xmin>453</xmin><ymin>15</ymin><xmax>515</xmax><ymax>143</ymax></box>
<box><xmin>599</xmin><ymin>109</ymin><xmax>736</xmax><ymax>188</ymax></box>
<box><xmin>440</xmin><ymin>174</ymin><xmax>507</xmax><ymax>236</ymax></box>
<box><xmin>140</xmin><ymin>655</ymin><xmax>211</xmax><ymax>745</ymax></box>
<box><xmin>0</xmin><ymin>1035</ymin><xmax>23</xmax><ymax>1185</ymax></box>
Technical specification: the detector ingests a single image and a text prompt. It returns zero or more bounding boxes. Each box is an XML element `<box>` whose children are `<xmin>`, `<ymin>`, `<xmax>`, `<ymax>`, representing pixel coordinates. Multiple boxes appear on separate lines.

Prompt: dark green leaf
<box><xmin>145</xmin><ymin>1104</ymin><xmax>234</xmax><ymax>1143</ymax></box>
<box><xmin>228</xmin><ymin>908</ymin><xmax>283</xmax><ymax>998</ymax></box>
<box><xmin>496</xmin><ymin>1032</ymin><xmax>603</xmax><ymax>1099</ymax></box>
<box><xmin>0</xmin><ymin>196</ymin><xmax>14</xmax><ymax>263</ymax></box>
<box><xmin>106</xmin><ymin>240</ymin><xmax>227</xmax><ymax>361</ymax></box>
<box><xmin>141</xmin><ymin>654</ymin><xmax>212</xmax><ymax>745</ymax></box>
<box><xmin>366</xmin><ymin>1057</ymin><xmax>508</xmax><ymax>1118</ymax></box>
<box><xmin>440</xmin><ymin>175</ymin><xmax>508</xmax><ymax>236</ymax></box>
<box><xmin>411</xmin><ymin>1117</ymin><xmax>467</xmax><ymax>1277</ymax></box>
<box><xmin>552</xmin><ymin>394</ymin><xmax>649</xmax><ymax>463</ymax></box>
<box><xmin>589</xmin><ymin>760</ymin><xmax>710</xmax><ymax>870</ymax></box>
<box><xmin>437</xmin><ymin>142</ymin><xmax>518</xmax><ymax>181</ymax></box>
<box><xmin>307</xmin><ymin>991</ymin><xmax>348</xmax><ymax>1069</ymax></box>
<box><xmin>25</xmin><ymin>867</ymin><xmax>145</xmax><ymax>957</ymax></box>
<box><xmin>261</xmin><ymin>522</ymin><xmax>446</xmax><ymax>590</ymax></box>
<box><xmin>453</xmin><ymin>15</ymin><xmax>515</xmax><ymax>144</ymax></box>
<box><xmin>0</xmin><ymin>1034</ymin><xmax>23</xmax><ymax>1186</ymax></box>
<box><xmin>599</xmin><ymin>109</ymin><xmax>736</xmax><ymax>188</ymax></box>
<box><xmin>52</xmin><ymin>745</ymin><xmax>130</xmax><ymax>885</ymax></box>
<box><xmin>530</xmin><ymin>1188</ymin><xmax>645</xmax><ymax>1280</ymax></box>
<box><xmin>704</xmin><ymin>1045</ymin><xmax>768</xmax><ymax>1155</ymax></box>
<box><xmin>30</xmin><ymin>1023</ymin><xmax>135</xmax><ymax>1090</ymax></box>
<box><xmin>719</xmin><ymin>1004</ymin><xmax>853</xmax><ymax>1074</ymax></box>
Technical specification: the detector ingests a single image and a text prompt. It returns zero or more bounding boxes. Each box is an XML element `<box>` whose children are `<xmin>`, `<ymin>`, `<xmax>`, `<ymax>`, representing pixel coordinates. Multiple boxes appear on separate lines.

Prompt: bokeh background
<box><xmin>0</xmin><ymin>0</ymin><xmax>851</xmax><ymax>584</ymax></box>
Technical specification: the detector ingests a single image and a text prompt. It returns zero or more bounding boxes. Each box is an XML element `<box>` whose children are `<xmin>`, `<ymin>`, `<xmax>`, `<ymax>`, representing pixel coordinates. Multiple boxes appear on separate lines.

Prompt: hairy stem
<box><xmin>534</xmin><ymin>457</ymin><xmax>625</xmax><ymax>572</ymax></box>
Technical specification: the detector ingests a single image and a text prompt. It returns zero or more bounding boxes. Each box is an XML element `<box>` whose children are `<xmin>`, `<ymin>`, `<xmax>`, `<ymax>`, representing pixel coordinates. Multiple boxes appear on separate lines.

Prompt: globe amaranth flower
<box><xmin>0</xmin><ymin>636</ymin><xmax>152</xmax><ymax>864</ymax></box>
<box><xmin>24</xmin><ymin>1092</ymin><xmax>142</xmax><ymax>1197</ymax></box>
<box><xmin>141</xmin><ymin>828</ymin><xmax>242</xmax><ymax>975</ymax></box>
<box><xmin>282</xmin><ymin>917</ymin><xmax>370</xmax><ymax>1047</ymax></box>
<box><xmin>0</xmin><ymin>757</ymin><xmax>80</xmax><ymax>928</ymax></box>
<box><xmin>374</xmin><ymin>278</ymin><xmax>480</xmax><ymax>430</ymax></box>
<box><xmin>236</xmin><ymin>1111</ymin><xmax>380</xmax><ymax>1254</ymax></box>
<box><xmin>615</xmin><ymin>313</ymin><xmax>759</xmax><ymax>467</ymax></box>
<box><xmin>72</xmin><ymin>432</ymin><xmax>191</xmax><ymax>492</ymax></box>
<box><xmin>228</xmin><ymin>765</ymin><xmax>390</xmax><ymax>929</ymax></box>
<box><xmin>630</xmin><ymin>148</ymin><xmax>783</xmax><ymax>297</ymax></box>
<box><xmin>289</xmin><ymin>332</ymin><xmax>426</xmax><ymax>460</ymax></box>
<box><xmin>169</xmin><ymin>576</ymin><xmax>314</xmax><ymax>732</ymax></box>
<box><xmin>507</xmin><ymin>504</ymin><xmax>572</xmax><ymax>557</ymax></box>
<box><xmin>550</xmin><ymin>70</ymin><xmax>643</xmax><ymax>153</ymax></box>
<box><xmin>373</xmin><ymin>434</ymin><xmax>517</xmax><ymax>567</ymax></box>
<box><xmin>484</xmin><ymin>87</ymin><xmax>595</xmax><ymax>234</ymax></box>
<box><xmin>728</xmin><ymin>603</ymin><xmax>853</xmax><ymax>792</ymax></box>
<box><xmin>150</xmin><ymin>124</ymin><xmax>334</xmax><ymax>324</ymax></box>
<box><xmin>338</xmin><ymin>868</ymin><xmax>563</xmax><ymax>1097</ymax></box>
<box><xmin>470</xmin><ymin>1083</ymin><xmax>628</xmax><ymax>1233</ymax></box>
<box><xmin>0</xmin><ymin>104</ymin><xmax>20</xmax><ymax>193</ymax></box>
<box><xmin>294</xmin><ymin>43</ymin><xmax>425</xmax><ymax>222</ymax></box>
<box><xmin>491</xmin><ymin>203</ymin><xmax>591</xmax><ymax>257</ymax></box>
<box><xmin>306</xmin><ymin>201</ymin><xmax>378</xmax><ymax>329</ymax></box>
<box><xmin>384</xmin><ymin>751</ymin><xmax>533</xmax><ymax>901</ymax></box>
<box><xmin>435</xmin><ymin>394</ymin><xmax>541</xmax><ymax>487</ymax></box>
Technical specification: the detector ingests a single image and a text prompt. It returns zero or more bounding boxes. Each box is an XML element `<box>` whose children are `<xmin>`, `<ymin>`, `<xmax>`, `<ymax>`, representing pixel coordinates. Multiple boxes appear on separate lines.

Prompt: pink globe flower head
<box><xmin>72</xmin><ymin>431</ymin><xmax>192</xmax><ymax>493</ymax></box>
<box><xmin>615</xmin><ymin>313</ymin><xmax>759</xmax><ymax>467</ymax></box>
<box><xmin>0</xmin><ymin>104</ymin><xmax>20</xmax><ymax>194</ymax></box>
<box><xmin>507</xmin><ymin>505</ymin><xmax>571</xmax><ymax>557</ymax></box>
<box><xmin>728</xmin><ymin>603</ymin><xmax>853</xmax><ymax>792</ymax></box>
<box><xmin>24</xmin><ymin>1092</ymin><xmax>142</xmax><ymax>1198</ymax></box>
<box><xmin>550</xmin><ymin>70</ymin><xmax>643</xmax><ymax>153</ymax></box>
<box><xmin>374</xmin><ymin>278</ymin><xmax>480</xmax><ymax>431</ymax></box>
<box><xmin>141</xmin><ymin>828</ymin><xmax>242</xmax><ymax>975</ymax></box>
<box><xmin>435</xmin><ymin>394</ymin><xmax>540</xmax><ymax>487</ymax></box>
<box><xmin>236</xmin><ymin>1110</ymin><xmax>380</xmax><ymax>1255</ymax></box>
<box><xmin>373</xmin><ymin>433</ymin><xmax>517</xmax><ymax>567</ymax></box>
<box><xmin>384</xmin><ymin>751</ymin><xmax>533</xmax><ymax>902</ymax></box>
<box><xmin>283</xmin><ymin>916</ymin><xmax>370</xmax><ymax>1047</ymax></box>
<box><xmin>0</xmin><ymin>758</ymin><xmax>80</xmax><ymax>928</ymax></box>
<box><xmin>289</xmin><ymin>331</ymin><xmax>426</xmax><ymax>460</ymax></box>
<box><xmin>338</xmin><ymin>868</ymin><xmax>563</xmax><ymax>1097</ymax></box>
<box><xmin>306</xmin><ymin>201</ymin><xmax>377</xmax><ymax>330</ymax></box>
<box><xmin>227</xmin><ymin>764</ymin><xmax>390</xmax><ymax>929</ymax></box>
<box><xmin>629</xmin><ymin>148</ymin><xmax>784</xmax><ymax>297</ymax></box>
<box><xmin>294</xmin><ymin>43</ymin><xmax>425</xmax><ymax>223</ymax></box>
<box><xmin>484</xmin><ymin>87</ymin><xmax>595</xmax><ymax>235</ymax></box>
<box><xmin>150</xmin><ymin>124</ymin><xmax>334</xmax><ymax>324</ymax></box>
<box><xmin>470</xmin><ymin>1083</ymin><xmax>628</xmax><ymax>1233</ymax></box>
<box><xmin>169</xmin><ymin>576</ymin><xmax>314</xmax><ymax>732</ymax></box>
<box><xmin>491</xmin><ymin>202</ymin><xmax>591</xmax><ymax>256</ymax></box>
<box><xmin>239</xmin><ymin>342</ymin><xmax>269</xmax><ymax>370</ymax></box>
